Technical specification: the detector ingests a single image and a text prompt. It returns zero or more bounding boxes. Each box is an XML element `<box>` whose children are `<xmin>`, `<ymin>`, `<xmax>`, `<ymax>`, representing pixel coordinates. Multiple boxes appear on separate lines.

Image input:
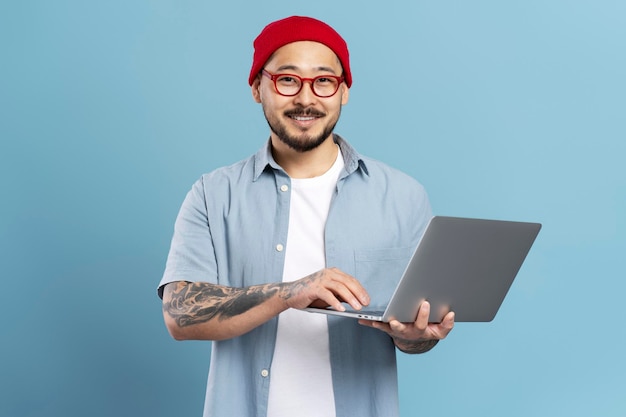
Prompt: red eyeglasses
<box><xmin>262</xmin><ymin>69</ymin><xmax>345</xmax><ymax>98</ymax></box>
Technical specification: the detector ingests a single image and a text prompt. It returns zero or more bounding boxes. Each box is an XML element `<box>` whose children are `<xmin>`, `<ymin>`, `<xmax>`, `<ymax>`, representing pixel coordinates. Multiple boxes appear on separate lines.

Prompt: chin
<box><xmin>279</xmin><ymin>134</ymin><xmax>327</xmax><ymax>153</ymax></box>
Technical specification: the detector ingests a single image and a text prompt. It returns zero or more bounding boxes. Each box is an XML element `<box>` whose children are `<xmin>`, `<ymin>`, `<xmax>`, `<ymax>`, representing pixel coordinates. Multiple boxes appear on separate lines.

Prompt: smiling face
<box><xmin>251</xmin><ymin>41</ymin><xmax>350</xmax><ymax>153</ymax></box>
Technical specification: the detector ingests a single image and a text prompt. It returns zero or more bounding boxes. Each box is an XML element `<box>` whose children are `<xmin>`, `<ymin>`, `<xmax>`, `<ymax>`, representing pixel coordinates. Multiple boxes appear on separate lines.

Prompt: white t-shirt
<box><xmin>267</xmin><ymin>148</ymin><xmax>345</xmax><ymax>417</ymax></box>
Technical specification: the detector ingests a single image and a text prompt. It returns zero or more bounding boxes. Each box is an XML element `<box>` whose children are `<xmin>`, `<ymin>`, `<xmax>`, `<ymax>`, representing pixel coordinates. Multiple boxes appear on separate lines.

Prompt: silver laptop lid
<box><xmin>382</xmin><ymin>216</ymin><xmax>541</xmax><ymax>323</ymax></box>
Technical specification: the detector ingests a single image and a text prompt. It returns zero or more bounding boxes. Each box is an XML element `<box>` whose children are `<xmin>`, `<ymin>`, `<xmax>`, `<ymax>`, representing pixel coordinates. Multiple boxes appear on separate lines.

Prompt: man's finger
<box><xmin>414</xmin><ymin>301</ymin><xmax>431</xmax><ymax>329</ymax></box>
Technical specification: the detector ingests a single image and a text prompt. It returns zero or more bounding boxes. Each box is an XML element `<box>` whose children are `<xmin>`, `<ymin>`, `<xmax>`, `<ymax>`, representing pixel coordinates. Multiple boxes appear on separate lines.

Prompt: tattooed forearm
<box><xmin>277</xmin><ymin>271</ymin><xmax>321</xmax><ymax>301</ymax></box>
<box><xmin>163</xmin><ymin>281</ymin><xmax>283</xmax><ymax>328</ymax></box>
<box><xmin>393</xmin><ymin>337</ymin><xmax>439</xmax><ymax>354</ymax></box>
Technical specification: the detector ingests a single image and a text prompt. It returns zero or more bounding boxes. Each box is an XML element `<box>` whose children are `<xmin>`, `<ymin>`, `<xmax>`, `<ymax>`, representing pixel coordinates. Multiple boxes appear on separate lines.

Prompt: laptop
<box><xmin>305</xmin><ymin>216</ymin><xmax>541</xmax><ymax>323</ymax></box>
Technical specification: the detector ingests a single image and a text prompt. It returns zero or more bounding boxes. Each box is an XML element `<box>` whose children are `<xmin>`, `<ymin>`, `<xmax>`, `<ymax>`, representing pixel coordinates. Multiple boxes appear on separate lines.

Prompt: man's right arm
<box><xmin>162</xmin><ymin>280</ymin><xmax>290</xmax><ymax>341</ymax></box>
<box><xmin>161</xmin><ymin>267</ymin><xmax>370</xmax><ymax>341</ymax></box>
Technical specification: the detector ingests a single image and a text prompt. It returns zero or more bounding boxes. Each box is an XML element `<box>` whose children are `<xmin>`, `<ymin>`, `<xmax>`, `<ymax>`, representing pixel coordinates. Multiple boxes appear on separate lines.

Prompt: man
<box><xmin>158</xmin><ymin>16</ymin><xmax>455</xmax><ymax>417</ymax></box>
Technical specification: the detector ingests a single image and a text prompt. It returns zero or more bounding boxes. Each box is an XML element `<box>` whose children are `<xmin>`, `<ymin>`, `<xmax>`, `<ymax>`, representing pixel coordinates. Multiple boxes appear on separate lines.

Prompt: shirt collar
<box><xmin>252</xmin><ymin>134</ymin><xmax>369</xmax><ymax>181</ymax></box>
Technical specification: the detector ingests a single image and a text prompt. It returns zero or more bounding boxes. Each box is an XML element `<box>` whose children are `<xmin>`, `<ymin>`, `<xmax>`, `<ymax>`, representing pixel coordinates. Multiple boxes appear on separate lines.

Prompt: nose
<box><xmin>293</xmin><ymin>80</ymin><xmax>317</xmax><ymax>106</ymax></box>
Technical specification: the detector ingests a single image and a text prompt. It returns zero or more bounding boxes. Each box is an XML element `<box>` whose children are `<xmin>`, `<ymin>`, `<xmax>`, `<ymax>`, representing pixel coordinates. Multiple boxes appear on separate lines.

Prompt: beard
<box><xmin>262</xmin><ymin>105</ymin><xmax>340</xmax><ymax>153</ymax></box>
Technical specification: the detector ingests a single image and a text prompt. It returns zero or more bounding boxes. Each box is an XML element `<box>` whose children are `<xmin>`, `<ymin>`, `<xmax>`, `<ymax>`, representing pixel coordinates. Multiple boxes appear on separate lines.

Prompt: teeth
<box><xmin>293</xmin><ymin>116</ymin><xmax>315</xmax><ymax>121</ymax></box>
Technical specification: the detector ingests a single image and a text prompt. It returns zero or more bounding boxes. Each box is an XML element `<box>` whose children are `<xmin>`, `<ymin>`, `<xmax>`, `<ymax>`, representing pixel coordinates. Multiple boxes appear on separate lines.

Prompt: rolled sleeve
<box><xmin>158</xmin><ymin>177</ymin><xmax>218</xmax><ymax>298</ymax></box>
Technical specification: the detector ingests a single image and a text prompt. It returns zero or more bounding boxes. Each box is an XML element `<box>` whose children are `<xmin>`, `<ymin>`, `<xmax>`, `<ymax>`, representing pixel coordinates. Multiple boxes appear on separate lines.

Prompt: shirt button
<box><xmin>276</xmin><ymin>244</ymin><xmax>284</xmax><ymax>252</ymax></box>
<box><xmin>261</xmin><ymin>369</ymin><xmax>269</xmax><ymax>377</ymax></box>
<box><xmin>280</xmin><ymin>184</ymin><xmax>289</xmax><ymax>192</ymax></box>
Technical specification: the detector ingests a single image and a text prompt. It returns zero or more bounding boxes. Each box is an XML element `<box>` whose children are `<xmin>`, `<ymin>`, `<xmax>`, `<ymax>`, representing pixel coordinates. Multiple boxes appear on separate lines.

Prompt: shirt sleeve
<box><xmin>157</xmin><ymin>177</ymin><xmax>218</xmax><ymax>298</ymax></box>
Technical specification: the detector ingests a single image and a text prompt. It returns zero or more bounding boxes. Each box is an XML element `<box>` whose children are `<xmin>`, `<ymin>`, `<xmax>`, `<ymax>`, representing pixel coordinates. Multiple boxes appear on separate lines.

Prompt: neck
<box><xmin>271</xmin><ymin>135</ymin><xmax>338</xmax><ymax>179</ymax></box>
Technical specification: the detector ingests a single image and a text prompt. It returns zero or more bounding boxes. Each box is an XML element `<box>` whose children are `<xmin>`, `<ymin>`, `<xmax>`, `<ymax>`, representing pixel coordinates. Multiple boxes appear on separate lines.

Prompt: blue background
<box><xmin>1</xmin><ymin>1</ymin><xmax>625</xmax><ymax>416</ymax></box>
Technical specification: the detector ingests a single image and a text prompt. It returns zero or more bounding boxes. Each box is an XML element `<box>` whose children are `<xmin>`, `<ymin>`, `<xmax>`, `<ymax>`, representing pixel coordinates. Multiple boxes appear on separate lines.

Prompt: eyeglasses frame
<box><xmin>261</xmin><ymin>69</ymin><xmax>345</xmax><ymax>98</ymax></box>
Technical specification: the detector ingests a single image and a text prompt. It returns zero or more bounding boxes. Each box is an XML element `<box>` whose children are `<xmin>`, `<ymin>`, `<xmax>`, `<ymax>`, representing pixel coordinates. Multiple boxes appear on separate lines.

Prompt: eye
<box><xmin>315</xmin><ymin>77</ymin><xmax>335</xmax><ymax>85</ymax></box>
<box><xmin>276</xmin><ymin>75</ymin><xmax>299</xmax><ymax>85</ymax></box>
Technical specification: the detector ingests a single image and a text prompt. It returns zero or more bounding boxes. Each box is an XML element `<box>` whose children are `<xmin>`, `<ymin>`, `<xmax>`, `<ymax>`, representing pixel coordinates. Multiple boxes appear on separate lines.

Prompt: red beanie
<box><xmin>248</xmin><ymin>16</ymin><xmax>352</xmax><ymax>87</ymax></box>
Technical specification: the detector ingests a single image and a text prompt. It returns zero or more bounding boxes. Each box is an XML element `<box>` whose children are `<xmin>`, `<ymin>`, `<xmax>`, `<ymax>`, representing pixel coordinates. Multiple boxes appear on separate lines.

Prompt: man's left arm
<box><xmin>392</xmin><ymin>336</ymin><xmax>440</xmax><ymax>355</ymax></box>
<box><xmin>358</xmin><ymin>301</ymin><xmax>455</xmax><ymax>354</ymax></box>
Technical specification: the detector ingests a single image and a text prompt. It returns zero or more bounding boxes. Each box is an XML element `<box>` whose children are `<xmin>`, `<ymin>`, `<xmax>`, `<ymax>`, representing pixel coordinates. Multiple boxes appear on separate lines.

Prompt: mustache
<box><xmin>284</xmin><ymin>107</ymin><xmax>326</xmax><ymax>118</ymax></box>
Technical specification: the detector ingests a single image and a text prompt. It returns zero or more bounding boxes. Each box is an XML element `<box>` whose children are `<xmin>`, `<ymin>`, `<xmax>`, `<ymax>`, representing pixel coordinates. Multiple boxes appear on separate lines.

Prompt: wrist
<box><xmin>393</xmin><ymin>337</ymin><xmax>439</xmax><ymax>354</ymax></box>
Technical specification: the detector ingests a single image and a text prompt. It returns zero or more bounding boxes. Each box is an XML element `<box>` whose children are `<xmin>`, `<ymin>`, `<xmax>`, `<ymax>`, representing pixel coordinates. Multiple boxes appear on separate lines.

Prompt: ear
<box><xmin>340</xmin><ymin>83</ymin><xmax>350</xmax><ymax>106</ymax></box>
<box><xmin>251</xmin><ymin>76</ymin><xmax>262</xmax><ymax>103</ymax></box>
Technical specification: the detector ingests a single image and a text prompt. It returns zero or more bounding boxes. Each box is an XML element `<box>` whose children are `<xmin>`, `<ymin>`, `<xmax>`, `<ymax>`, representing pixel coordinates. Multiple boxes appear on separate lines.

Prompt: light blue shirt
<box><xmin>159</xmin><ymin>135</ymin><xmax>432</xmax><ymax>417</ymax></box>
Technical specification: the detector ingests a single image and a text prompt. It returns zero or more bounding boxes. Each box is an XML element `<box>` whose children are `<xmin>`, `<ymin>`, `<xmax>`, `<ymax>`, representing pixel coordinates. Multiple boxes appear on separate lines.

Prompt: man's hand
<box><xmin>358</xmin><ymin>301</ymin><xmax>455</xmax><ymax>354</ymax></box>
<box><xmin>281</xmin><ymin>267</ymin><xmax>370</xmax><ymax>312</ymax></box>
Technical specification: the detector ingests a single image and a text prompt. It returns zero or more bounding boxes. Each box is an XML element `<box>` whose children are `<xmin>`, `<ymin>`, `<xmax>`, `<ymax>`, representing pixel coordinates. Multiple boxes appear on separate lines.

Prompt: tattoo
<box><xmin>277</xmin><ymin>271</ymin><xmax>322</xmax><ymax>301</ymax></box>
<box><xmin>163</xmin><ymin>281</ymin><xmax>282</xmax><ymax>327</ymax></box>
<box><xmin>393</xmin><ymin>337</ymin><xmax>439</xmax><ymax>354</ymax></box>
